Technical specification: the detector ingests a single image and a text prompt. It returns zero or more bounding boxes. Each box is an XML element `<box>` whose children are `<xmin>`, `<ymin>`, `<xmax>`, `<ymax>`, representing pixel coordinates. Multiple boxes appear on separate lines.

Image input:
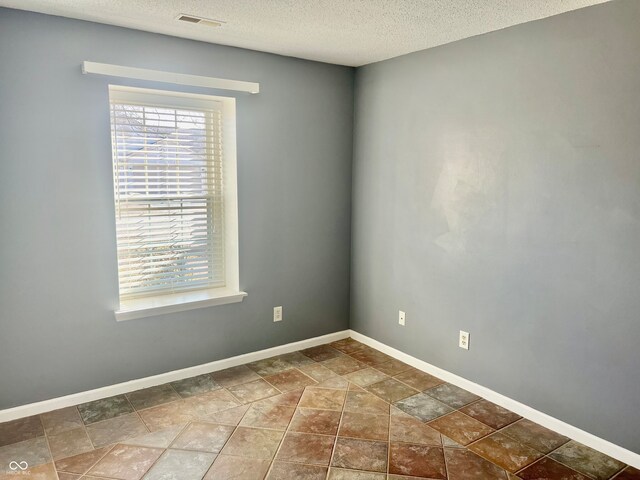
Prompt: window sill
<box><xmin>115</xmin><ymin>289</ymin><xmax>248</xmax><ymax>322</ymax></box>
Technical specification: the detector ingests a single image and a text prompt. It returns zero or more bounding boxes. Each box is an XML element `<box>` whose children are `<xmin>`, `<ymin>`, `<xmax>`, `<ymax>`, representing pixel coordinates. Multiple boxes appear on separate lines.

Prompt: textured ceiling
<box><xmin>0</xmin><ymin>0</ymin><xmax>611</xmax><ymax>66</ymax></box>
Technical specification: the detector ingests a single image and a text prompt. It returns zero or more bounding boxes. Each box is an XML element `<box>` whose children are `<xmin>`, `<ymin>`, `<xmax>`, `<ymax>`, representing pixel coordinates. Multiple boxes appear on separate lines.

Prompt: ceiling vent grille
<box><xmin>177</xmin><ymin>14</ymin><xmax>224</xmax><ymax>27</ymax></box>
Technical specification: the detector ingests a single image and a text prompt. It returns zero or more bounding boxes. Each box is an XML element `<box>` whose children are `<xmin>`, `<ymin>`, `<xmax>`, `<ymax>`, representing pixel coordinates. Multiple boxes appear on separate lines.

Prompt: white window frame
<box><xmin>109</xmin><ymin>85</ymin><xmax>246</xmax><ymax>321</ymax></box>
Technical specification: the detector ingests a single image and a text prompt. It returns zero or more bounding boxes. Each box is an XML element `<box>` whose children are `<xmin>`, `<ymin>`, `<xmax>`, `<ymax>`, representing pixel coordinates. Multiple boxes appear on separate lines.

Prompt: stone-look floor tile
<box><xmin>548</xmin><ymin>441</ymin><xmax>626</xmax><ymax>480</ymax></box>
<box><xmin>518</xmin><ymin>457</ymin><xmax>591</xmax><ymax>480</ymax></box>
<box><xmin>55</xmin><ymin>446</ymin><xmax>112</xmax><ymax>474</ymax></box>
<box><xmin>200</xmin><ymin>404</ymin><xmax>250</xmax><ymax>426</ymax></box>
<box><xmin>316</xmin><ymin>376</ymin><xmax>350</xmax><ymax>390</ymax></box>
<box><xmin>388</xmin><ymin>476</ymin><xmax>433</xmax><ymax>480</ymax></box>
<box><xmin>137</xmin><ymin>401</ymin><xmax>195</xmax><ymax>431</ymax></box>
<box><xmin>266</xmin><ymin>462</ymin><xmax>328</xmax><ymax>480</ymax></box>
<box><xmin>58</xmin><ymin>473</ymin><xmax>82</xmax><ymax>480</ymax></box>
<box><xmin>390</xmin><ymin>404</ymin><xmax>410</xmax><ymax>416</ymax></box>
<box><xmin>394</xmin><ymin>368</ymin><xmax>445</xmax><ymax>391</ymax></box>
<box><xmin>289</xmin><ymin>408</ymin><xmax>342</xmax><ymax>435</ymax></box>
<box><xmin>459</xmin><ymin>400</ymin><xmax>521</xmax><ymax>430</ymax></box>
<box><xmin>374</xmin><ymin>358</ymin><xmax>413</xmax><ymax>376</ymax></box>
<box><xmin>468</xmin><ymin>432</ymin><xmax>543</xmax><ymax>473</ymax></box>
<box><xmin>239</xmin><ymin>403</ymin><xmax>296</xmax><ymax>430</ymax></box>
<box><xmin>0</xmin><ymin>437</ymin><xmax>51</xmax><ymax>474</ymax></box>
<box><xmin>39</xmin><ymin>407</ymin><xmax>83</xmax><ymax>435</ymax></box>
<box><xmin>331</xmin><ymin>437</ymin><xmax>388</xmax><ymax>473</ymax></box>
<box><xmin>328</xmin><ymin>468</ymin><xmax>386</xmax><ymax>479</ymax></box>
<box><xmin>260</xmin><ymin>389</ymin><xmax>304</xmax><ymax>406</ymax></box>
<box><xmin>275</xmin><ymin>432</ymin><xmax>335</xmax><ymax>466</ymax></box>
<box><xmin>78</xmin><ymin>395</ymin><xmax>134</xmax><ymax>425</ymax></box>
<box><xmin>343</xmin><ymin>390</ymin><xmax>389</xmax><ymax>415</ymax></box>
<box><xmin>299</xmin><ymin>363</ymin><xmax>339</xmax><ymax>382</ymax></box>
<box><xmin>616</xmin><ymin>467</ymin><xmax>640</xmax><ymax>480</ymax></box>
<box><xmin>203</xmin><ymin>455</ymin><xmax>270</xmax><ymax>480</ymax></box>
<box><xmin>321</xmin><ymin>356</ymin><xmax>366</xmax><ymax>376</ymax></box>
<box><xmin>220</xmin><ymin>427</ymin><xmax>284</xmax><ymax>460</ymax></box>
<box><xmin>142</xmin><ymin>449</ymin><xmax>216</xmax><ymax>480</ymax></box>
<box><xmin>501</xmin><ymin>418</ymin><xmax>569</xmax><ymax>454</ymax></box>
<box><xmin>348</xmin><ymin>348</ymin><xmax>392</xmax><ymax>366</ymax></box>
<box><xmin>389</xmin><ymin>443</ymin><xmax>446</xmax><ymax>479</ymax></box>
<box><xmin>88</xmin><ymin>444</ymin><xmax>163</xmax><ymax>480</ymax></box>
<box><xmin>47</xmin><ymin>427</ymin><xmax>93</xmax><ymax>460</ymax></box>
<box><xmin>227</xmin><ymin>379</ymin><xmax>280</xmax><ymax>403</ymax></box>
<box><xmin>424</xmin><ymin>383</ymin><xmax>480</xmax><ymax>409</ymax></box>
<box><xmin>365</xmin><ymin>378</ymin><xmax>418</xmax><ymax>403</ymax></box>
<box><xmin>0</xmin><ymin>416</ymin><xmax>44</xmax><ymax>448</ymax></box>
<box><xmin>126</xmin><ymin>384</ymin><xmax>181</xmax><ymax>411</ymax></box>
<box><xmin>338</xmin><ymin>412</ymin><xmax>389</xmax><ymax>441</ymax></box>
<box><xmin>185</xmin><ymin>390</ymin><xmax>241</xmax><ymax>417</ymax></box>
<box><xmin>170</xmin><ymin>374</ymin><xmax>221</xmax><ymax>398</ymax></box>
<box><xmin>444</xmin><ymin>448</ymin><xmax>508</xmax><ymax>480</ymax></box>
<box><xmin>428</xmin><ymin>411</ymin><xmax>494</xmax><ymax>446</ymax></box>
<box><xmin>264</xmin><ymin>369</ymin><xmax>317</xmax><ymax>392</ymax></box>
<box><xmin>170</xmin><ymin>422</ymin><xmax>235</xmax><ymax>453</ymax></box>
<box><xmin>122</xmin><ymin>426</ymin><xmax>183</xmax><ymax>448</ymax></box>
<box><xmin>348</xmin><ymin>383</ymin><xmax>365</xmax><ymax>391</ymax></box>
<box><xmin>393</xmin><ymin>392</ymin><xmax>453</xmax><ymax>422</ymax></box>
<box><xmin>442</xmin><ymin>435</ymin><xmax>465</xmax><ymax>448</ymax></box>
<box><xmin>0</xmin><ymin>415</ymin><xmax>44</xmax><ymax>447</ymax></box>
<box><xmin>246</xmin><ymin>356</ymin><xmax>293</xmax><ymax>376</ymax></box>
<box><xmin>390</xmin><ymin>412</ymin><xmax>442</xmax><ymax>445</ymax></box>
<box><xmin>85</xmin><ymin>412</ymin><xmax>148</xmax><ymax>448</ymax></box>
<box><xmin>278</xmin><ymin>351</ymin><xmax>317</xmax><ymax>367</ymax></box>
<box><xmin>3</xmin><ymin>461</ymin><xmax>58</xmax><ymax>479</ymax></box>
<box><xmin>329</xmin><ymin>338</ymin><xmax>366</xmax><ymax>354</ymax></box>
<box><xmin>301</xmin><ymin>345</ymin><xmax>343</xmax><ymax>362</ymax></box>
<box><xmin>299</xmin><ymin>388</ymin><xmax>346</xmax><ymax>411</ymax></box>
<box><xmin>211</xmin><ymin>365</ymin><xmax>261</xmax><ymax>388</ymax></box>
<box><xmin>343</xmin><ymin>367</ymin><xmax>388</xmax><ymax>387</ymax></box>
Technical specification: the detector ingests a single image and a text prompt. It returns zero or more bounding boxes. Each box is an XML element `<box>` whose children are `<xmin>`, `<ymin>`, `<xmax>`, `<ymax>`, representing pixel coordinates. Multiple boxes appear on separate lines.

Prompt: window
<box><xmin>109</xmin><ymin>86</ymin><xmax>244</xmax><ymax>320</ymax></box>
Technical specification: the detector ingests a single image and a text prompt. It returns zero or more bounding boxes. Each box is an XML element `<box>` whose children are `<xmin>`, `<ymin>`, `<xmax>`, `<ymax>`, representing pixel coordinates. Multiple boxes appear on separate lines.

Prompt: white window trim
<box><xmin>109</xmin><ymin>86</ymin><xmax>246</xmax><ymax>320</ymax></box>
<box><xmin>115</xmin><ymin>289</ymin><xmax>247</xmax><ymax>322</ymax></box>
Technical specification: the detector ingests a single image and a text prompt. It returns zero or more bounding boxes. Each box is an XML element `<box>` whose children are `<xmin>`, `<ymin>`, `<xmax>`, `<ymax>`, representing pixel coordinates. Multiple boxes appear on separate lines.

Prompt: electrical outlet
<box><xmin>398</xmin><ymin>310</ymin><xmax>406</xmax><ymax>326</ymax></box>
<box><xmin>273</xmin><ymin>306</ymin><xmax>283</xmax><ymax>322</ymax></box>
<box><xmin>459</xmin><ymin>330</ymin><xmax>470</xmax><ymax>350</ymax></box>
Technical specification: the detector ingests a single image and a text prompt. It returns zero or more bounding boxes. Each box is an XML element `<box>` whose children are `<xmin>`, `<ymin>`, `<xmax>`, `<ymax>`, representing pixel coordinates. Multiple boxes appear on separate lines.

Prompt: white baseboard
<box><xmin>349</xmin><ymin>330</ymin><xmax>640</xmax><ymax>470</ymax></box>
<box><xmin>0</xmin><ymin>330</ymin><xmax>350</xmax><ymax>423</ymax></box>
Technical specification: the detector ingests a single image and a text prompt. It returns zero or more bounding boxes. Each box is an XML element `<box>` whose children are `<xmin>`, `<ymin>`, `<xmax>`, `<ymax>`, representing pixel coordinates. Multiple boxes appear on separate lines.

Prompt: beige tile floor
<box><xmin>0</xmin><ymin>338</ymin><xmax>637</xmax><ymax>480</ymax></box>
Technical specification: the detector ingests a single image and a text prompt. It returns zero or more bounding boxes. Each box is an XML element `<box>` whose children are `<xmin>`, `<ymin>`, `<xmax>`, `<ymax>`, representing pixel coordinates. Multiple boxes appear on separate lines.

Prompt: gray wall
<box><xmin>351</xmin><ymin>0</ymin><xmax>640</xmax><ymax>453</ymax></box>
<box><xmin>0</xmin><ymin>8</ymin><xmax>354</xmax><ymax>409</ymax></box>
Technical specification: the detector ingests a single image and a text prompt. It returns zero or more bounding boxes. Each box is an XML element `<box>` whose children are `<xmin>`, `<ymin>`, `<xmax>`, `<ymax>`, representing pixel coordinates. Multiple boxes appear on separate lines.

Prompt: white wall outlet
<box><xmin>273</xmin><ymin>306</ymin><xmax>283</xmax><ymax>322</ymax></box>
<box><xmin>459</xmin><ymin>330</ymin><xmax>470</xmax><ymax>350</ymax></box>
<box><xmin>399</xmin><ymin>310</ymin><xmax>406</xmax><ymax>326</ymax></box>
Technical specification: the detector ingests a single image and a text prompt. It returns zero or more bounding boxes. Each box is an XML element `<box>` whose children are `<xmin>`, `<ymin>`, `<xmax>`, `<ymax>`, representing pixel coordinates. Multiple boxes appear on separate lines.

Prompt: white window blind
<box><xmin>109</xmin><ymin>87</ymin><xmax>226</xmax><ymax>300</ymax></box>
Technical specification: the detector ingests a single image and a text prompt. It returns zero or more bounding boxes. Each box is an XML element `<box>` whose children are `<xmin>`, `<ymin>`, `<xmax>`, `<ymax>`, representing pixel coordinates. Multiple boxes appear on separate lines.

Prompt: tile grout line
<box><xmin>261</xmin><ymin>386</ymin><xmax>306</xmax><ymax>479</ymax></box>
<box><xmin>386</xmin><ymin>393</ymin><xmax>392</xmax><ymax>478</ymax></box>
<box><xmin>442</xmin><ymin>438</ymin><xmax>452</xmax><ymax>480</ymax></box>
<box><xmin>201</xmin><ymin>396</ymin><xmax>255</xmax><ymax>478</ymax></box>
<box><xmin>40</xmin><ymin>416</ymin><xmax>60</xmax><ymax>479</ymax></box>
<box><xmin>325</xmin><ymin>383</ymin><xmax>350</xmax><ymax>480</ymax></box>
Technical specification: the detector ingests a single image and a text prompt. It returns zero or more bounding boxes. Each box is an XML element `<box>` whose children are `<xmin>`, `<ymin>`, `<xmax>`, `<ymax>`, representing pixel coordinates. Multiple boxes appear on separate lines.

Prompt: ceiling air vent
<box><xmin>177</xmin><ymin>14</ymin><xmax>225</xmax><ymax>28</ymax></box>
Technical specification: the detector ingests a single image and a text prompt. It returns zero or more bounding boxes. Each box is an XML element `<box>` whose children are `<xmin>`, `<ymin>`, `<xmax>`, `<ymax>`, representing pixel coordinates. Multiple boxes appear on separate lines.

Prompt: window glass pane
<box><xmin>109</xmin><ymin>92</ymin><xmax>225</xmax><ymax>299</ymax></box>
